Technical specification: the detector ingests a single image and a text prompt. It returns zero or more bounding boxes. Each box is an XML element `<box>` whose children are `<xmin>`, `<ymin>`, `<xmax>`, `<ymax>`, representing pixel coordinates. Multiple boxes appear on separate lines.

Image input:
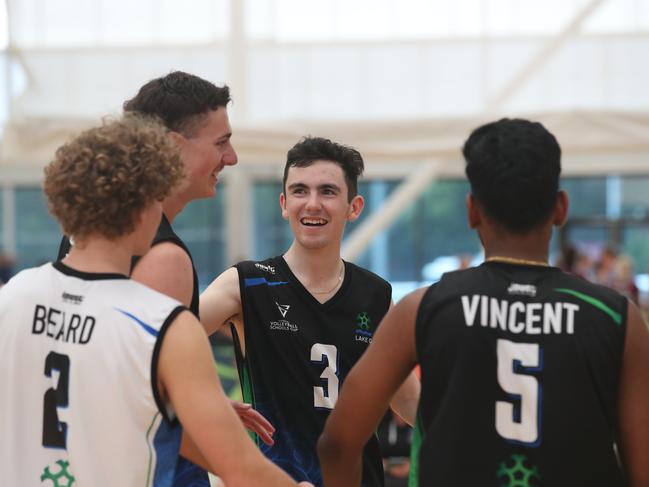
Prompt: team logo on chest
<box><xmin>255</xmin><ymin>262</ymin><xmax>276</xmax><ymax>274</ymax></box>
<box><xmin>275</xmin><ymin>302</ymin><xmax>290</xmax><ymax>317</ymax></box>
<box><xmin>354</xmin><ymin>311</ymin><xmax>373</xmax><ymax>343</ymax></box>
<box><xmin>269</xmin><ymin>302</ymin><xmax>298</xmax><ymax>332</ymax></box>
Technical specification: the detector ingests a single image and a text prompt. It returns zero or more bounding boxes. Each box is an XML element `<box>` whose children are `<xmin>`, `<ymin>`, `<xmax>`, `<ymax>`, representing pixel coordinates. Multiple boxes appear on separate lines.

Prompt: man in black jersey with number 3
<box><xmin>200</xmin><ymin>137</ymin><xmax>421</xmax><ymax>487</ymax></box>
<box><xmin>319</xmin><ymin>118</ymin><xmax>649</xmax><ymax>487</ymax></box>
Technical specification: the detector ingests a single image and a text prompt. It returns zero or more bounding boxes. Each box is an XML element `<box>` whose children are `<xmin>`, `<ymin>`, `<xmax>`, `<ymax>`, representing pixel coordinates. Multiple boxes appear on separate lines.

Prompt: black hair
<box><xmin>123</xmin><ymin>71</ymin><xmax>230</xmax><ymax>136</ymax></box>
<box><xmin>463</xmin><ymin>118</ymin><xmax>561</xmax><ymax>233</ymax></box>
<box><xmin>283</xmin><ymin>136</ymin><xmax>364</xmax><ymax>201</ymax></box>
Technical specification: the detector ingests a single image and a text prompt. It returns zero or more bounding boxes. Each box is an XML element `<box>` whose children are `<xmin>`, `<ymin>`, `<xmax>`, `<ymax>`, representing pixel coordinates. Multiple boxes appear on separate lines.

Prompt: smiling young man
<box><xmin>318</xmin><ymin>119</ymin><xmax>649</xmax><ymax>487</ymax></box>
<box><xmin>200</xmin><ymin>137</ymin><xmax>420</xmax><ymax>487</ymax></box>
<box><xmin>55</xmin><ymin>71</ymin><xmax>275</xmax><ymax>487</ymax></box>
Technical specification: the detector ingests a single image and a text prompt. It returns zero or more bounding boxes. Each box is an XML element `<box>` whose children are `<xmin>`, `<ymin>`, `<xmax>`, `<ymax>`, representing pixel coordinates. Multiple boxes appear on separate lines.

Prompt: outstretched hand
<box><xmin>230</xmin><ymin>400</ymin><xmax>275</xmax><ymax>445</ymax></box>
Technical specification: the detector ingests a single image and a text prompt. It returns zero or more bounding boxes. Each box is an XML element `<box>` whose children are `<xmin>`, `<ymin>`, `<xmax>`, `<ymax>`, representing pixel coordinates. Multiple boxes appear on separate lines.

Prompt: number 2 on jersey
<box><xmin>311</xmin><ymin>343</ymin><xmax>339</xmax><ymax>409</ymax></box>
<box><xmin>42</xmin><ymin>351</ymin><xmax>70</xmax><ymax>448</ymax></box>
<box><xmin>495</xmin><ymin>339</ymin><xmax>542</xmax><ymax>446</ymax></box>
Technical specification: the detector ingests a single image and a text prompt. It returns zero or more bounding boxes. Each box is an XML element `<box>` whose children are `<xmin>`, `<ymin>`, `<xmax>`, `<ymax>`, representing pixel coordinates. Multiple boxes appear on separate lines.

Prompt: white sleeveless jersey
<box><xmin>0</xmin><ymin>261</ymin><xmax>186</xmax><ymax>487</ymax></box>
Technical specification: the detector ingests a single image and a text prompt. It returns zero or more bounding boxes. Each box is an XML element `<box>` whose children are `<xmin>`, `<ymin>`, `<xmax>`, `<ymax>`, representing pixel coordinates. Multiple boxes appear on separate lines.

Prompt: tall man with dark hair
<box><xmin>319</xmin><ymin>118</ymin><xmax>649</xmax><ymax>487</ymax></box>
<box><xmin>56</xmin><ymin>71</ymin><xmax>273</xmax><ymax>487</ymax></box>
<box><xmin>200</xmin><ymin>136</ymin><xmax>420</xmax><ymax>487</ymax></box>
<box><xmin>0</xmin><ymin>115</ymin><xmax>309</xmax><ymax>487</ymax></box>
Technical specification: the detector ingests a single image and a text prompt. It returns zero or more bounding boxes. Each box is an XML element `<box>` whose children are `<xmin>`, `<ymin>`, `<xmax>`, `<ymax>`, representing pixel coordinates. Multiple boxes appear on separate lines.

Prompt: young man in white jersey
<box><xmin>0</xmin><ymin>115</ymin><xmax>311</xmax><ymax>487</ymax></box>
<box><xmin>318</xmin><ymin>118</ymin><xmax>649</xmax><ymax>487</ymax></box>
<box><xmin>200</xmin><ymin>137</ymin><xmax>420</xmax><ymax>486</ymax></box>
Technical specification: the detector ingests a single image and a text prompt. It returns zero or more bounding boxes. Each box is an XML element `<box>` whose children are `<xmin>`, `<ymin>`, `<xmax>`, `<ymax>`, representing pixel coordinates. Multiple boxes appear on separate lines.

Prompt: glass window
<box><xmin>622</xmin><ymin>225</ymin><xmax>649</xmax><ymax>276</ymax></box>
<box><xmin>14</xmin><ymin>187</ymin><xmax>61</xmax><ymax>270</ymax></box>
<box><xmin>173</xmin><ymin>190</ymin><xmax>226</xmax><ymax>290</ymax></box>
<box><xmin>252</xmin><ymin>181</ymin><xmax>292</xmax><ymax>259</ymax></box>
<box><xmin>347</xmin><ymin>180</ymin><xmax>398</xmax><ymax>280</ymax></box>
<box><xmin>620</xmin><ymin>175</ymin><xmax>649</xmax><ymax>219</ymax></box>
<box><xmin>562</xmin><ymin>177</ymin><xmax>607</xmax><ymax>219</ymax></box>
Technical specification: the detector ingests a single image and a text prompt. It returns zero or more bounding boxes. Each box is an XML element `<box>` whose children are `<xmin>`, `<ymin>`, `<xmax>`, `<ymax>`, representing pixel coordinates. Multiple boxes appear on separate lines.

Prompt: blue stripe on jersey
<box><xmin>244</xmin><ymin>277</ymin><xmax>289</xmax><ymax>287</ymax></box>
<box><xmin>153</xmin><ymin>420</ymin><xmax>182</xmax><ymax>486</ymax></box>
<box><xmin>355</xmin><ymin>330</ymin><xmax>372</xmax><ymax>337</ymax></box>
<box><xmin>173</xmin><ymin>457</ymin><xmax>210</xmax><ymax>487</ymax></box>
<box><xmin>115</xmin><ymin>308</ymin><xmax>159</xmax><ymax>337</ymax></box>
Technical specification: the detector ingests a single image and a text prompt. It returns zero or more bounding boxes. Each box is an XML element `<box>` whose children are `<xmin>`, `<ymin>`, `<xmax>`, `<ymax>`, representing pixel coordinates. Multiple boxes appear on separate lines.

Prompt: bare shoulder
<box><xmin>201</xmin><ymin>266</ymin><xmax>241</xmax><ymax>304</ymax></box>
<box><xmin>132</xmin><ymin>242</ymin><xmax>194</xmax><ymax>306</ymax></box>
<box><xmin>200</xmin><ymin>266</ymin><xmax>243</xmax><ymax>335</ymax></box>
<box><xmin>205</xmin><ymin>266</ymin><xmax>240</xmax><ymax>291</ymax></box>
<box><xmin>392</xmin><ymin>287</ymin><xmax>428</xmax><ymax>319</ymax></box>
<box><xmin>136</xmin><ymin>242</ymin><xmax>193</xmax><ymax>273</ymax></box>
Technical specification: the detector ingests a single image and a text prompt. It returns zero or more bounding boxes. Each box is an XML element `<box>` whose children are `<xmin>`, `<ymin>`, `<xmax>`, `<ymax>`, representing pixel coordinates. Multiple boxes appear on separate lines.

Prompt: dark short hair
<box><xmin>283</xmin><ymin>137</ymin><xmax>364</xmax><ymax>201</ymax></box>
<box><xmin>463</xmin><ymin>118</ymin><xmax>561</xmax><ymax>233</ymax></box>
<box><xmin>123</xmin><ymin>71</ymin><xmax>230</xmax><ymax>136</ymax></box>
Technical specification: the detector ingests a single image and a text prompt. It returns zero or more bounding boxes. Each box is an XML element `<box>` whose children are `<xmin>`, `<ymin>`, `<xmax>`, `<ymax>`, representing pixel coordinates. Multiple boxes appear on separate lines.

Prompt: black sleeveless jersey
<box><xmin>235</xmin><ymin>256</ymin><xmax>391</xmax><ymax>487</ymax></box>
<box><xmin>56</xmin><ymin>215</ymin><xmax>199</xmax><ymax>317</ymax></box>
<box><xmin>411</xmin><ymin>261</ymin><xmax>628</xmax><ymax>487</ymax></box>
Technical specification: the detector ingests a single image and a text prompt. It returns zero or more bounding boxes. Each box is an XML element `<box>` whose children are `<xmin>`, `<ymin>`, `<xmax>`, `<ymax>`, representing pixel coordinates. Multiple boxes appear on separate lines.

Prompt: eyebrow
<box><xmin>287</xmin><ymin>182</ymin><xmax>341</xmax><ymax>192</ymax></box>
<box><xmin>217</xmin><ymin>132</ymin><xmax>232</xmax><ymax>142</ymax></box>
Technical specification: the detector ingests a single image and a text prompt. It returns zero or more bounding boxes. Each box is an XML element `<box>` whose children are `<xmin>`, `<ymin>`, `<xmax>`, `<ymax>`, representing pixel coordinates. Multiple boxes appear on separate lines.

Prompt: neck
<box><xmin>484</xmin><ymin>247</ymin><xmax>549</xmax><ymax>264</ymax></box>
<box><xmin>481</xmin><ymin>225</ymin><xmax>552</xmax><ymax>265</ymax></box>
<box><xmin>284</xmin><ymin>242</ymin><xmax>342</xmax><ymax>278</ymax></box>
<box><xmin>162</xmin><ymin>194</ymin><xmax>188</xmax><ymax>223</ymax></box>
<box><xmin>63</xmin><ymin>237</ymin><xmax>133</xmax><ymax>276</ymax></box>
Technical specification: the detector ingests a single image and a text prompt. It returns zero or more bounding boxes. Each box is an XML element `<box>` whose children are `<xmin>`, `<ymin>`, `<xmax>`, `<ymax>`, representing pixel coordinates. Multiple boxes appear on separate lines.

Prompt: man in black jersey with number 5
<box><xmin>319</xmin><ymin>118</ymin><xmax>649</xmax><ymax>487</ymax></box>
<box><xmin>200</xmin><ymin>137</ymin><xmax>421</xmax><ymax>487</ymax></box>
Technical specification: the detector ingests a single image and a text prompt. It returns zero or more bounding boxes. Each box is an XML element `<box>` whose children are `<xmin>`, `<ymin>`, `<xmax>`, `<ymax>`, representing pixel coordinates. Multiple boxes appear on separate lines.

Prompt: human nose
<box><xmin>305</xmin><ymin>191</ymin><xmax>321</xmax><ymax>210</ymax></box>
<box><xmin>223</xmin><ymin>144</ymin><xmax>238</xmax><ymax>166</ymax></box>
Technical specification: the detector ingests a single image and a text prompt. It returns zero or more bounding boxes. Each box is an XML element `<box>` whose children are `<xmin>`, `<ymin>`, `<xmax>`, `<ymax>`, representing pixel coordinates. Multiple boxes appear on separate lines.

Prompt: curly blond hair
<box><xmin>44</xmin><ymin>114</ymin><xmax>184</xmax><ymax>240</ymax></box>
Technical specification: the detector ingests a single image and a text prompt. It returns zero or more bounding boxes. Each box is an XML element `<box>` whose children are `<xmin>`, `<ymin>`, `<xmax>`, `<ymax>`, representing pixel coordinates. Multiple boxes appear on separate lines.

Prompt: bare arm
<box><xmin>382</xmin><ymin>300</ymin><xmax>421</xmax><ymax>426</ymax></box>
<box><xmin>617</xmin><ymin>301</ymin><xmax>649</xmax><ymax>486</ymax></box>
<box><xmin>132</xmin><ymin>242</ymin><xmax>194</xmax><ymax>307</ymax></box>
<box><xmin>201</xmin><ymin>266</ymin><xmax>276</xmax><ymax>445</ymax></box>
<box><xmin>389</xmin><ymin>370</ymin><xmax>420</xmax><ymax>427</ymax></box>
<box><xmin>158</xmin><ymin>311</ymin><xmax>301</xmax><ymax>487</ymax></box>
<box><xmin>318</xmin><ymin>288</ymin><xmax>425</xmax><ymax>487</ymax></box>
<box><xmin>137</xmin><ymin>246</ymin><xmax>275</xmax><ymax>444</ymax></box>
<box><xmin>199</xmin><ymin>266</ymin><xmax>242</xmax><ymax>336</ymax></box>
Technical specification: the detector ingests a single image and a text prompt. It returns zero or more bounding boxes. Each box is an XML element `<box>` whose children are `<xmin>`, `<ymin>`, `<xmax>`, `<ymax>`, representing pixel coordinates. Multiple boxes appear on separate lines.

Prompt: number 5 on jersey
<box><xmin>311</xmin><ymin>343</ymin><xmax>339</xmax><ymax>409</ymax></box>
<box><xmin>495</xmin><ymin>339</ymin><xmax>543</xmax><ymax>446</ymax></box>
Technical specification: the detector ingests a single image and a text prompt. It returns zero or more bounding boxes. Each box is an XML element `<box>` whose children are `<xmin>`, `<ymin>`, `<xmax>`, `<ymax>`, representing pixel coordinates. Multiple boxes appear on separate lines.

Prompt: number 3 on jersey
<box><xmin>495</xmin><ymin>339</ymin><xmax>543</xmax><ymax>446</ymax></box>
<box><xmin>311</xmin><ymin>343</ymin><xmax>339</xmax><ymax>409</ymax></box>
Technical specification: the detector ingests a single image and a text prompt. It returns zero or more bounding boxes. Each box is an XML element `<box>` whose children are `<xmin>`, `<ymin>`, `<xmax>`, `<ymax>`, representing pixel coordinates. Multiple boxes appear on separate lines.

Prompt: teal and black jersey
<box><xmin>235</xmin><ymin>256</ymin><xmax>391</xmax><ymax>487</ymax></box>
<box><xmin>411</xmin><ymin>261</ymin><xmax>628</xmax><ymax>487</ymax></box>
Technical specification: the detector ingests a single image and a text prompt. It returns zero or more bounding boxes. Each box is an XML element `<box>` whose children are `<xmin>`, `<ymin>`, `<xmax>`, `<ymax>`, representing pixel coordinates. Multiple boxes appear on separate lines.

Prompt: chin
<box><xmin>297</xmin><ymin>237</ymin><xmax>330</xmax><ymax>250</ymax></box>
<box><xmin>197</xmin><ymin>187</ymin><xmax>216</xmax><ymax>200</ymax></box>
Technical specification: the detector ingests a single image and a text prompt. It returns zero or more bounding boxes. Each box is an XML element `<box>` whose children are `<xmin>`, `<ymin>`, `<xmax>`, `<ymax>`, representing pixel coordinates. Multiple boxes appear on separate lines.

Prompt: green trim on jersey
<box><xmin>240</xmin><ymin>362</ymin><xmax>259</xmax><ymax>445</ymax></box>
<box><xmin>408</xmin><ymin>413</ymin><xmax>424</xmax><ymax>487</ymax></box>
<box><xmin>554</xmin><ymin>288</ymin><xmax>622</xmax><ymax>326</ymax></box>
<box><xmin>144</xmin><ymin>412</ymin><xmax>159</xmax><ymax>487</ymax></box>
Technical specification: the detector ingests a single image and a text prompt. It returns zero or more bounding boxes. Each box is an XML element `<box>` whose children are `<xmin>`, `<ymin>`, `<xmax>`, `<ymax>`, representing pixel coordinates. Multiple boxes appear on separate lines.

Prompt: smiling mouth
<box><xmin>301</xmin><ymin>217</ymin><xmax>327</xmax><ymax>226</ymax></box>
